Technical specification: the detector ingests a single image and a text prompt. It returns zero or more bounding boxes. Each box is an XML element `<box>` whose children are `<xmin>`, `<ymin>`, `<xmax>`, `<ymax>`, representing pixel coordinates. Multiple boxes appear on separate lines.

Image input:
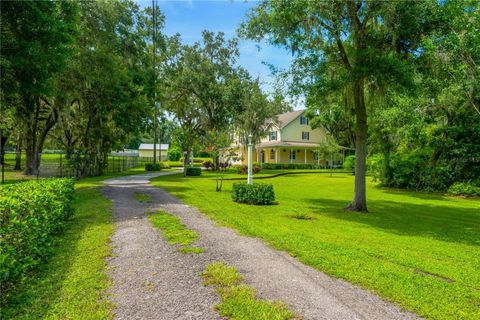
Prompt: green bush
<box><xmin>0</xmin><ymin>178</ymin><xmax>75</xmax><ymax>299</ymax></box>
<box><xmin>167</xmin><ymin>147</ymin><xmax>182</xmax><ymax>161</ymax></box>
<box><xmin>231</xmin><ymin>182</ymin><xmax>275</xmax><ymax>205</ymax></box>
<box><xmin>185</xmin><ymin>167</ymin><xmax>201</xmax><ymax>176</ymax></box>
<box><xmin>260</xmin><ymin>162</ymin><xmax>318</xmax><ymax>170</ymax></box>
<box><xmin>145</xmin><ymin>163</ymin><xmax>161</xmax><ymax>171</ymax></box>
<box><xmin>447</xmin><ymin>182</ymin><xmax>480</xmax><ymax>197</ymax></box>
<box><xmin>343</xmin><ymin>155</ymin><xmax>355</xmax><ymax>171</ymax></box>
<box><xmin>235</xmin><ymin>164</ymin><xmax>261</xmax><ymax>174</ymax></box>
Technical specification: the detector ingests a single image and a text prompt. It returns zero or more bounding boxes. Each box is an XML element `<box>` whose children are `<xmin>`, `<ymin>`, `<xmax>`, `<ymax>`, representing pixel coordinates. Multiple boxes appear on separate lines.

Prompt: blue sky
<box><xmin>135</xmin><ymin>0</ymin><xmax>293</xmax><ymax>94</ymax></box>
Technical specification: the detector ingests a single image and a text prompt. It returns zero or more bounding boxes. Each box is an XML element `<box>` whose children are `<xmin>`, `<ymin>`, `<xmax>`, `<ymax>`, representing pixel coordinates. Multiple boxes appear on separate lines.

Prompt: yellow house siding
<box><xmin>281</xmin><ymin>118</ymin><xmax>327</xmax><ymax>144</ymax></box>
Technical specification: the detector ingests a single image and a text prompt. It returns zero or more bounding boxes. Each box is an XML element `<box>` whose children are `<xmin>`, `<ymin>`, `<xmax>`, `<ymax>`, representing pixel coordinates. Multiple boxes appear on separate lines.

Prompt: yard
<box><xmin>150</xmin><ymin>171</ymin><xmax>480</xmax><ymax>320</ymax></box>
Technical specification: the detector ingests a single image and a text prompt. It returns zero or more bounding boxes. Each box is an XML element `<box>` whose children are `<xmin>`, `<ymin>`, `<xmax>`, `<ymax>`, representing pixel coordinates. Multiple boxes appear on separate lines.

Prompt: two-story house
<box><xmin>234</xmin><ymin>109</ymin><xmax>332</xmax><ymax>165</ymax></box>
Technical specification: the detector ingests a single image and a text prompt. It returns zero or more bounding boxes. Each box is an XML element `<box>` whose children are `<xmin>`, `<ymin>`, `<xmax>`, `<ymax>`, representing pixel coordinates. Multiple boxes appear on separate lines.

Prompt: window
<box><xmin>289</xmin><ymin>150</ymin><xmax>296</xmax><ymax>160</ymax></box>
<box><xmin>313</xmin><ymin>151</ymin><xmax>319</xmax><ymax>161</ymax></box>
<box><xmin>302</xmin><ymin>131</ymin><xmax>310</xmax><ymax>140</ymax></box>
<box><xmin>300</xmin><ymin>115</ymin><xmax>309</xmax><ymax>125</ymax></box>
<box><xmin>270</xmin><ymin>149</ymin><xmax>275</xmax><ymax>160</ymax></box>
<box><xmin>269</xmin><ymin>131</ymin><xmax>277</xmax><ymax>141</ymax></box>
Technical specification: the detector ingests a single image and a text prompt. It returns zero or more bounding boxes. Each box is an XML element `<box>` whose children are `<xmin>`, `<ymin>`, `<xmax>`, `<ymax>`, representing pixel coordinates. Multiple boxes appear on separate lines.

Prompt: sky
<box><xmin>135</xmin><ymin>0</ymin><xmax>293</xmax><ymax>95</ymax></box>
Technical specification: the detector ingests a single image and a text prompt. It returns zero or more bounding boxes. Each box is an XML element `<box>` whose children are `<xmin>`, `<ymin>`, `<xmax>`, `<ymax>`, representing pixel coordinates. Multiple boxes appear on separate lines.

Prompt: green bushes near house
<box><xmin>261</xmin><ymin>162</ymin><xmax>319</xmax><ymax>170</ymax></box>
<box><xmin>185</xmin><ymin>167</ymin><xmax>202</xmax><ymax>176</ymax></box>
<box><xmin>232</xmin><ymin>182</ymin><xmax>275</xmax><ymax>205</ymax></box>
<box><xmin>0</xmin><ymin>178</ymin><xmax>75</xmax><ymax>301</ymax></box>
<box><xmin>145</xmin><ymin>162</ymin><xmax>170</xmax><ymax>171</ymax></box>
<box><xmin>235</xmin><ymin>164</ymin><xmax>261</xmax><ymax>174</ymax></box>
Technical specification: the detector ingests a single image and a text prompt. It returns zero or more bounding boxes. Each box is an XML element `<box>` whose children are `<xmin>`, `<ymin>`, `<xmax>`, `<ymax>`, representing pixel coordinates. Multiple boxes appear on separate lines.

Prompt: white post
<box><xmin>304</xmin><ymin>148</ymin><xmax>307</xmax><ymax>164</ymax></box>
<box><xmin>247</xmin><ymin>134</ymin><xmax>253</xmax><ymax>185</ymax></box>
<box><xmin>275</xmin><ymin>148</ymin><xmax>278</xmax><ymax>163</ymax></box>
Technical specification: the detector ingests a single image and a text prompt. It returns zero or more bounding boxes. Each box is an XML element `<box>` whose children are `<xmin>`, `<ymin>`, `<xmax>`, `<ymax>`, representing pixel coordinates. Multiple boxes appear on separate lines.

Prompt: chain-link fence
<box><xmin>1</xmin><ymin>151</ymin><xmax>154</xmax><ymax>179</ymax></box>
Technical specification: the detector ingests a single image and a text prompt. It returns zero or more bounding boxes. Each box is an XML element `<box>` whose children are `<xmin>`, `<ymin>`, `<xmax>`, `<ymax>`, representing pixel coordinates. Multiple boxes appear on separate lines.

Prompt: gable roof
<box><xmin>138</xmin><ymin>143</ymin><xmax>169</xmax><ymax>151</ymax></box>
<box><xmin>276</xmin><ymin>109</ymin><xmax>306</xmax><ymax>129</ymax></box>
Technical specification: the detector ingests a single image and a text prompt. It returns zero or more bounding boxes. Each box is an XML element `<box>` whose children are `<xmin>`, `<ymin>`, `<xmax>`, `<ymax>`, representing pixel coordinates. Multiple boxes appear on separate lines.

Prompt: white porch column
<box><xmin>304</xmin><ymin>148</ymin><xmax>307</xmax><ymax>164</ymax></box>
<box><xmin>275</xmin><ymin>148</ymin><xmax>278</xmax><ymax>163</ymax></box>
<box><xmin>247</xmin><ymin>134</ymin><xmax>253</xmax><ymax>185</ymax></box>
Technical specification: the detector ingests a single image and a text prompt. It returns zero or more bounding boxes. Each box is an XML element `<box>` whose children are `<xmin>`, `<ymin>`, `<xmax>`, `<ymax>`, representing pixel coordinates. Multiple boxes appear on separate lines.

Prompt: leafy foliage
<box><xmin>0</xmin><ymin>178</ymin><xmax>75</xmax><ymax>302</ymax></box>
<box><xmin>145</xmin><ymin>163</ymin><xmax>161</xmax><ymax>171</ymax></box>
<box><xmin>185</xmin><ymin>167</ymin><xmax>202</xmax><ymax>176</ymax></box>
<box><xmin>167</xmin><ymin>147</ymin><xmax>182</xmax><ymax>161</ymax></box>
<box><xmin>232</xmin><ymin>182</ymin><xmax>275</xmax><ymax>205</ymax></box>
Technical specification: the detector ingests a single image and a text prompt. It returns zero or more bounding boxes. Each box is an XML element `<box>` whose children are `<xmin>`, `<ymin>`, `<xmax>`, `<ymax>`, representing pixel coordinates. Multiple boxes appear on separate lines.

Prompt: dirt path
<box><xmin>103</xmin><ymin>172</ymin><xmax>419</xmax><ymax>320</ymax></box>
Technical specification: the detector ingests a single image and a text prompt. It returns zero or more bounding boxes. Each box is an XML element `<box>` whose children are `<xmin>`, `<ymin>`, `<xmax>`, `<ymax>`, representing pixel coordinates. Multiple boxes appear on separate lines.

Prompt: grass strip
<box><xmin>149</xmin><ymin>210</ymin><xmax>202</xmax><ymax>252</ymax></box>
<box><xmin>202</xmin><ymin>262</ymin><xmax>297</xmax><ymax>320</ymax></box>
<box><xmin>133</xmin><ymin>192</ymin><xmax>152</xmax><ymax>203</ymax></box>
<box><xmin>1</xmin><ymin>182</ymin><xmax>114</xmax><ymax>320</ymax></box>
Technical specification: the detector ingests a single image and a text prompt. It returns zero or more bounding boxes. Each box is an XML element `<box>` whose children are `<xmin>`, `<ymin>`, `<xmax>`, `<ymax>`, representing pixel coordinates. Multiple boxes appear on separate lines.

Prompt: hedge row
<box><xmin>145</xmin><ymin>162</ymin><xmax>170</xmax><ymax>171</ymax></box>
<box><xmin>232</xmin><ymin>182</ymin><xmax>275</xmax><ymax>205</ymax></box>
<box><xmin>260</xmin><ymin>162</ymin><xmax>320</xmax><ymax>170</ymax></box>
<box><xmin>0</xmin><ymin>178</ymin><xmax>75</xmax><ymax>299</ymax></box>
<box><xmin>185</xmin><ymin>167</ymin><xmax>202</xmax><ymax>176</ymax></box>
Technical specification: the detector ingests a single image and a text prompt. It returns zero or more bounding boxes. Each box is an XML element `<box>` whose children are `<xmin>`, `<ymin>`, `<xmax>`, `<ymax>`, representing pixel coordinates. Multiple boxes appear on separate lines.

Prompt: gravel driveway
<box><xmin>103</xmin><ymin>171</ymin><xmax>420</xmax><ymax>320</ymax></box>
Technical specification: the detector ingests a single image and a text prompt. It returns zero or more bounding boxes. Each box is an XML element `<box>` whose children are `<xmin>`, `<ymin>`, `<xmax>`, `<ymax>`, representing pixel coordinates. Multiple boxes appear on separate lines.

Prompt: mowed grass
<box><xmin>149</xmin><ymin>209</ymin><xmax>203</xmax><ymax>253</ymax></box>
<box><xmin>151</xmin><ymin>172</ymin><xmax>480</xmax><ymax>320</ymax></box>
<box><xmin>0</xmin><ymin>171</ymin><xmax>136</xmax><ymax>319</ymax></box>
<box><xmin>202</xmin><ymin>262</ymin><xmax>296</xmax><ymax>320</ymax></box>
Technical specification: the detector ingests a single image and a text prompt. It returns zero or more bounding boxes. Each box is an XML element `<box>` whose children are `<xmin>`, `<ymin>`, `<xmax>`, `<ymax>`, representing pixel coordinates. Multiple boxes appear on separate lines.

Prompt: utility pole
<box><xmin>152</xmin><ymin>0</ymin><xmax>158</xmax><ymax>164</ymax></box>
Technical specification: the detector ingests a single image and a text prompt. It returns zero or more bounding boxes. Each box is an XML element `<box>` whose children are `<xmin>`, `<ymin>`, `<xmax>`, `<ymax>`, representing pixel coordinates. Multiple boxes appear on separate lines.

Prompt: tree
<box><xmin>240</xmin><ymin>0</ymin><xmax>438</xmax><ymax>212</ymax></box>
<box><xmin>233</xmin><ymin>74</ymin><xmax>286</xmax><ymax>157</ymax></box>
<box><xmin>1</xmin><ymin>0</ymin><xmax>78</xmax><ymax>175</ymax></box>
<box><xmin>161</xmin><ymin>31</ymin><xmax>243</xmax><ymax>168</ymax></box>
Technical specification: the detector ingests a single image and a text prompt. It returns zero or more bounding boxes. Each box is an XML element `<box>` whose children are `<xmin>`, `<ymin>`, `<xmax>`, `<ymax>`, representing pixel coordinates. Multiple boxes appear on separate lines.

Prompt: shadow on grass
<box><xmin>305</xmin><ymin>197</ymin><xmax>480</xmax><ymax>246</ymax></box>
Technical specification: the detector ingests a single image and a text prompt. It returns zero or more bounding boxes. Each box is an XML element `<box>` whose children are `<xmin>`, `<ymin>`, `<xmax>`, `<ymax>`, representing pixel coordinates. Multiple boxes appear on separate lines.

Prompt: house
<box><xmin>233</xmin><ymin>109</ymin><xmax>344</xmax><ymax>167</ymax></box>
<box><xmin>138</xmin><ymin>143</ymin><xmax>169</xmax><ymax>161</ymax></box>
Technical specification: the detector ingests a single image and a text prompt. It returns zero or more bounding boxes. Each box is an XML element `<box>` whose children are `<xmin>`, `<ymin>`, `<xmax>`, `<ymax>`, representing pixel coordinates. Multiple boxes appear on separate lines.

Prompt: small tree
<box><xmin>204</xmin><ymin>130</ymin><xmax>238</xmax><ymax>192</ymax></box>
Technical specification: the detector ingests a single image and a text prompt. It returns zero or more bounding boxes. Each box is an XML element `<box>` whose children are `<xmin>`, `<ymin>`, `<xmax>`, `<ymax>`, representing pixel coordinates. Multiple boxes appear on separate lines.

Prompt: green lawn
<box><xmin>150</xmin><ymin>172</ymin><xmax>480</xmax><ymax>320</ymax></box>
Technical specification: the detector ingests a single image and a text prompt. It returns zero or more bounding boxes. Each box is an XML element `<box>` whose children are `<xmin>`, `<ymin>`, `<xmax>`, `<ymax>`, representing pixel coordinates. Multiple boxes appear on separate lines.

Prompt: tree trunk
<box><xmin>346</xmin><ymin>79</ymin><xmax>368</xmax><ymax>212</ymax></box>
<box><xmin>14</xmin><ymin>135</ymin><xmax>22</xmax><ymax>170</ymax></box>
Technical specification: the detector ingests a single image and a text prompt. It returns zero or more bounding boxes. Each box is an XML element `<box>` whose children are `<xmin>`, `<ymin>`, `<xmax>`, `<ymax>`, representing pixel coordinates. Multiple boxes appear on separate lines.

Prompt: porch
<box><xmin>252</xmin><ymin>141</ymin><xmax>346</xmax><ymax>167</ymax></box>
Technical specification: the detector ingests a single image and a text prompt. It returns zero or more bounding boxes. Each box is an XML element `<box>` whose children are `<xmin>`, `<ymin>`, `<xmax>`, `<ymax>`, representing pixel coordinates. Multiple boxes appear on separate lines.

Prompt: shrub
<box><xmin>167</xmin><ymin>147</ymin><xmax>182</xmax><ymax>161</ymax></box>
<box><xmin>231</xmin><ymin>182</ymin><xmax>275</xmax><ymax>205</ymax></box>
<box><xmin>203</xmin><ymin>160</ymin><xmax>213</xmax><ymax>170</ymax></box>
<box><xmin>447</xmin><ymin>182</ymin><xmax>480</xmax><ymax>197</ymax></box>
<box><xmin>0</xmin><ymin>178</ymin><xmax>75</xmax><ymax>299</ymax></box>
<box><xmin>185</xmin><ymin>167</ymin><xmax>201</xmax><ymax>176</ymax></box>
<box><xmin>343</xmin><ymin>155</ymin><xmax>355</xmax><ymax>171</ymax></box>
<box><xmin>145</xmin><ymin>163</ymin><xmax>161</xmax><ymax>171</ymax></box>
<box><xmin>235</xmin><ymin>164</ymin><xmax>261</xmax><ymax>174</ymax></box>
<box><xmin>260</xmin><ymin>162</ymin><xmax>318</xmax><ymax>170</ymax></box>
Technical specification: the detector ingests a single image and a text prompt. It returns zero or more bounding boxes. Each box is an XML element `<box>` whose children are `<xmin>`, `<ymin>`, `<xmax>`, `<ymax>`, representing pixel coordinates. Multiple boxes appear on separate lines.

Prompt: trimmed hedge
<box><xmin>145</xmin><ymin>162</ymin><xmax>170</xmax><ymax>171</ymax></box>
<box><xmin>261</xmin><ymin>162</ymin><xmax>319</xmax><ymax>170</ymax></box>
<box><xmin>0</xmin><ymin>178</ymin><xmax>75</xmax><ymax>299</ymax></box>
<box><xmin>145</xmin><ymin>163</ymin><xmax>161</xmax><ymax>171</ymax></box>
<box><xmin>231</xmin><ymin>182</ymin><xmax>275</xmax><ymax>205</ymax></box>
<box><xmin>185</xmin><ymin>167</ymin><xmax>202</xmax><ymax>176</ymax></box>
<box><xmin>235</xmin><ymin>164</ymin><xmax>261</xmax><ymax>174</ymax></box>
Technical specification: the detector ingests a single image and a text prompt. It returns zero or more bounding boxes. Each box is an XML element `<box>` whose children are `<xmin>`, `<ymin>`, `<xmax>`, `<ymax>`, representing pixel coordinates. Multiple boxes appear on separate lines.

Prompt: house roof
<box><xmin>138</xmin><ymin>143</ymin><xmax>169</xmax><ymax>151</ymax></box>
<box><xmin>276</xmin><ymin>109</ymin><xmax>306</xmax><ymax>129</ymax></box>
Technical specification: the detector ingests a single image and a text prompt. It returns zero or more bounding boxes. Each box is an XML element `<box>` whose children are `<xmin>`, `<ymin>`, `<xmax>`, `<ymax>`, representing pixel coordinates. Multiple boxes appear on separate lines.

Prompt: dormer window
<box><xmin>300</xmin><ymin>115</ymin><xmax>309</xmax><ymax>125</ymax></box>
<box><xmin>269</xmin><ymin>131</ymin><xmax>277</xmax><ymax>141</ymax></box>
<box><xmin>302</xmin><ymin>131</ymin><xmax>310</xmax><ymax>140</ymax></box>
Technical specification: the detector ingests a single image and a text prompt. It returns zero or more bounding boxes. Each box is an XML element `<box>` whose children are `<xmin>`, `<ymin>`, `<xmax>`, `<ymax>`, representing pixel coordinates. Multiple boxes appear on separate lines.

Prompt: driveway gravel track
<box><xmin>103</xmin><ymin>171</ymin><xmax>420</xmax><ymax>320</ymax></box>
